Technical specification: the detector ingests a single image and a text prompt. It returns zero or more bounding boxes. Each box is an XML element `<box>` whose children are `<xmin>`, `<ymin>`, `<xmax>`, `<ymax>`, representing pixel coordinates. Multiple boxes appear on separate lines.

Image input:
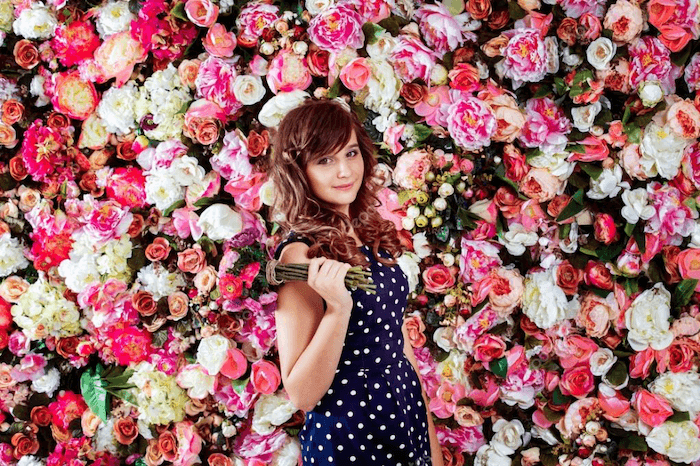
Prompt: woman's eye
<box><xmin>347</xmin><ymin>150</ymin><xmax>358</xmax><ymax>158</ymax></box>
<box><xmin>317</xmin><ymin>157</ymin><xmax>331</xmax><ymax>165</ymax></box>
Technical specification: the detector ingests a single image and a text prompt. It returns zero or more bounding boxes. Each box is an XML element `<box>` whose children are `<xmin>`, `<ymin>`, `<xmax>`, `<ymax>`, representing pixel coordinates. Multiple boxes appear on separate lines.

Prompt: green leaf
<box><xmin>193</xmin><ymin>196</ymin><xmax>216</xmax><ymax>209</ymax></box>
<box><xmin>456</xmin><ymin>207</ymin><xmax>478</xmax><ymax>230</ymax></box>
<box><xmin>507</xmin><ymin>1</ymin><xmax>526</xmax><ymax>20</ymax></box>
<box><xmin>532</xmin><ymin>84</ymin><xmax>553</xmax><ymax>98</ymax></box>
<box><xmin>542</xmin><ymin>405</ymin><xmax>564</xmax><ymax>423</ymax></box>
<box><xmin>623</xmin><ymin>123</ymin><xmax>641</xmax><ymax>144</ymax></box>
<box><xmin>597</xmin><ymin>242</ymin><xmax>625</xmax><ymax>263</ymax></box>
<box><xmin>624</xmin><ymin>222</ymin><xmax>635</xmax><ymax>237</ymax></box>
<box><xmin>327</xmin><ymin>77</ymin><xmax>341</xmax><ymax>98</ymax></box>
<box><xmin>567</xmin><ymin>144</ymin><xmax>586</xmax><ymax>154</ymax></box>
<box><xmin>579</xmin><ymin>163</ymin><xmax>603</xmax><ymax>180</ymax></box>
<box><xmin>619</xmin><ymin>435</ymin><xmax>648</xmax><ymax>452</ymax></box>
<box><xmin>362</xmin><ymin>22</ymin><xmax>386</xmax><ymax>45</ymax></box>
<box><xmin>80</xmin><ymin>365</ymin><xmax>109</xmax><ymax>422</ymax></box>
<box><xmin>672</xmin><ymin>44</ymin><xmax>693</xmax><ymax>67</ymax></box>
<box><xmin>632</xmin><ymin>224</ymin><xmax>646</xmax><ymax>254</ymax></box>
<box><xmin>526</xmin><ymin>148</ymin><xmax>544</xmax><ymax>162</ymax></box>
<box><xmin>162</xmin><ymin>199</ymin><xmax>185</xmax><ymax>217</ymax></box>
<box><xmin>624</xmin><ymin>277</ymin><xmax>639</xmax><ymax>296</ymax></box>
<box><xmin>554</xmin><ymin>77</ymin><xmax>568</xmax><ymax>95</ymax></box>
<box><xmin>555</xmin><ymin>189</ymin><xmax>584</xmax><ymax>222</ymax></box>
<box><xmin>494</xmin><ymin>163</ymin><xmax>521</xmax><ymax>193</ymax></box>
<box><xmin>668</xmin><ymin>410</ymin><xmax>691</xmax><ymax>423</ymax></box>
<box><xmin>489</xmin><ymin>357</ymin><xmax>508</xmax><ymax>378</ymax></box>
<box><xmin>552</xmin><ymin>386</ymin><xmax>570</xmax><ymax>406</ymax></box>
<box><xmin>541</xmin><ymin>454</ymin><xmax>559</xmax><ymax>466</ymax></box>
<box><xmin>231</xmin><ymin>377</ymin><xmax>249</xmax><ymax>395</ymax></box>
<box><xmin>622</xmin><ymin>106</ymin><xmax>632</xmax><ymax>126</ymax></box>
<box><xmin>590</xmin><ymin>287</ymin><xmax>612</xmax><ymax>298</ymax></box>
<box><xmin>413</xmin><ymin>124</ymin><xmax>432</xmax><ymax>143</ymax></box>
<box><xmin>573</xmin><ymin>69</ymin><xmax>594</xmax><ymax>86</ymax></box>
<box><xmin>604</xmin><ymin>360</ymin><xmax>628</xmax><ymax>387</ymax></box>
<box><xmin>170</xmin><ymin>2</ymin><xmax>188</xmax><ymax>22</ymax></box>
<box><xmin>674</xmin><ymin>279</ymin><xmax>698</xmax><ymax>307</ymax></box>
<box><xmin>0</xmin><ymin>173</ymin><xmax>17</xmax><ymax>191</ymax></box>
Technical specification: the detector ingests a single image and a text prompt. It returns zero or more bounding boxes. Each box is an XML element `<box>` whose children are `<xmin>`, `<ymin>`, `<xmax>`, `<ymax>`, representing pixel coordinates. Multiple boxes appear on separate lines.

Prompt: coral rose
<box><xmin>13</xmin><ymin>39</ymin><xmax>39</xmax><ymax>69</ymax></box>
<box><xmin>114</xmin><ymin>417</ymin><xmax>139</xmax><ymax>445</ymax></box>
<box><xmin>633</xmin><ymin>389</ymin><xmax>673</xmax><ymax>427</ymax></box>
<box><xmin>250</xmin><ymin>359</ymin><xmax>281</xmax><ymax>394</ymax></box>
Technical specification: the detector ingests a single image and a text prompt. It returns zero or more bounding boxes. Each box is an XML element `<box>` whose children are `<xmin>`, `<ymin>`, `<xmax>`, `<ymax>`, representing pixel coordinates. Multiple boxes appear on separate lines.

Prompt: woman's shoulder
<box><xmin>273</xmin><ymin>231</ymin><xmax>314</xmax><ymax>261</ymax></box>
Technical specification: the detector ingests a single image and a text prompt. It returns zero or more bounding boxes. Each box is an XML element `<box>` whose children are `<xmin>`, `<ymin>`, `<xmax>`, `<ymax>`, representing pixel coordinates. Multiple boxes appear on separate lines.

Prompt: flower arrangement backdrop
<box><xmin>2</xmin><ymin>0</ymin><xmax>700</xmax><ymax>464</ymax></box>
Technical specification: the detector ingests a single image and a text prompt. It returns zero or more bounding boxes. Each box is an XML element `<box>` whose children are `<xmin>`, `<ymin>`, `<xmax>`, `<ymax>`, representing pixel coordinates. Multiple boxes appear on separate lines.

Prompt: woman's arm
<box><xmin>402</xmin><ymin>320</ymin><xmax>445</xmax><ymax>466</ymax></box>
<box><xmin>275</xmin><ymin>242</ymin><xmax>353</xmax><ymax>412</ymax></box>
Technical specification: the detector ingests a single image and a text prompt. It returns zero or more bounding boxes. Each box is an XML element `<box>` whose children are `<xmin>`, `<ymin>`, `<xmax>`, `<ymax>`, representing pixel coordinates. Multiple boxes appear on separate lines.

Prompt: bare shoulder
<box><xmin>278</xmin><ymin>241</ymin><xmax>312</xmax><ymax>265</ymax></box>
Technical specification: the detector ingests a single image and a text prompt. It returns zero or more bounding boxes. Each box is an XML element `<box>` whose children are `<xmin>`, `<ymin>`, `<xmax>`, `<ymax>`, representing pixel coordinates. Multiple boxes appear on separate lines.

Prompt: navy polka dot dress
<box><xmin>274</xmin><ymin>234</ymin><xmax>432</xmax><ymax>466</ymax></box>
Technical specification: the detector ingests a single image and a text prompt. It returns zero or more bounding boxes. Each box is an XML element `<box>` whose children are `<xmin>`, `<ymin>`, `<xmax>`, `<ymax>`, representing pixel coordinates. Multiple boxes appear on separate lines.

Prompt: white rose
<box><xmin>97</xmin><ymin>83</ymin><xmax>138</xmax><ymax>136</ymax></box>
<box><xmin>196</xmin><ymin>334</ymin><xmax>231</xmax><ymax>375</ymax></box>
<box><xmin>562</xmin><ymin>46</ymin><xmax>582</xmax><ymax>67</ymax></box>
<box><xmin>169</xmin><ymin>156</ymin><xmax>205</xmax><ymax>187</ymax></box>
<box><xmin>500</xmin><ymin>223</ymin><xmax>538</xmax><ymax>256</ymax></box>
<box><xmin>586</xmin><ymin>38</ymin><xmax>616</xmax><ymax>70</ymax></box>
<box><xmin>31</xmin><ymin>367</ymin><xmax>60</xmax><ymax>397</ymax></box>
<box><xmin>528</xmin><ymin>151</ymin><xmax>575</xmax><ymax>180</ymax></box>
<box><xmin>433</xmin><ymin>326</ymin><xmax>455</xmax><ymax>352</ymax></box>
<box><xmin>491</xmin><ymin>419</ymin><xmax>526</xmax><ymax>455</ymax></box>
<box><xmin>12</xmin><ymin>2</ymin><xmax>57</xmax><ymax>39</ymax></box>
<box><xmin>145</xmin><ymin>169</ymin><xmax>184</xmax><ymax>213</ymax></box>
<box><xmin>252</xmin><ymin>393</ymin><xmax>297</xmax><ymax>435</ymax></box>
<box><xmin>571</xmin><ymin>102</ymin><xmax>602</xmax><ymax>133</ymax></box>
<box><xmin>305</xmin><ymin>0</ymin><xmax>333</xmax><ymax>16</ymax></box>
<box><xmin>401</xmin><ymin>217</ymin><xmax>415</xmax><ymax>230</ymax></box>
<box><xmin>650</xmin><ymin>372</ymin><xmax>700</xmax><ymax>416</ymax></box>
<box><xmin>647</xmin><ymin>421</ymin><xmax>700</xmax><ymax>463</ymax></box>
<box><xmin>17</xmin><ymin>457</ymin><xmax>43</xmax><ymax>466</ymax></box>
<box><xmin>96</xmin><ymin>1</ymin><xmax>134</xmax><ymax>37</ymax></box>
<box><xmin>259</xmin><ymin>90</ymin><xmax>310</xmax><ymax>127</ymax></box>
<box><xmin>587</xmin><ymin>164</ymin><xmax>628</xmax><ymax>200</ymax></box>
<box><xmin>522</xmin><ymin>268</ymin><xmax>580</xmax><ymax>329</ymax></box>
<box><xmin>590</xmin><ymin>348</ymin><xmax>617</xmax><ymax>377</ymax></box>
<box><xmin>366</xmin><ymin>32</ymin><xmax>399</xmax><ymax>60</ymax></box>
<box><xmin>638</xmin><ymin>80</ymin><xmax>664</xmax><ymax>107</ymax></box>
<box><xmin>197</xmin><ymin>204</ymin><xmax>243</xmax><ymax>241</ymax></box>
<box><xmin>500</xmin><ymin>384</ymin><xmax>538</xmax><ymax>409</ymax></box>
<box><xmin>474</xmin><ymin>444</ymin><xmax>511</xmax><ymax>466</ymax></box>
<box><xmin>396</xmin><ymin>252</ymin><xmax>420</xmax><ymax>293</ymax></box>
<box><xmin>625</xmin><ymin>284</ymin><xmax>674</xmax><ymax>351</ymax></box>
<box><xmin>176</xmin><ymin>364</ymin><xmax>216</xmax><ymax>399</ymax></box>
<box><xmin>620</xmin><ymin>188</ymin><xmax>655</xmax><ymax>224</ymax></box>
<box><xmin>640</xmin><ymin>122</ymin><xmax>687</xmax><ymax>179</ymax></box>
<box><xmin>271</xmin><ymin>437</ymin><xmax>302</xmax><ymax>466</ymax></box>
<box><xmin>438</xmin><ymin>183</ymin><xmax>454</xmax><ymax>198</ymax></box>
<box><xmin>233</xmin><ymin>75</ymin><xmax>267</xmax><ymax>106</ymax></box>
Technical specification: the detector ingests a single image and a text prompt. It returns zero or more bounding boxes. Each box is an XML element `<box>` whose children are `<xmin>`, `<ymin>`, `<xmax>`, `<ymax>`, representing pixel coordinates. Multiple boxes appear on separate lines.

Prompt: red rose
<box><xmin>593</xmin><ymin>213</ymin><xmax>617</xmax><ymax>245</ymax></box>
<box><xmin>559</xmin><ymin>365</ymin><xmax>595</xmax><ymax>398</ymax></box>
<box><xmin>400</xmin><ymin>82</ymin><xmax>425</xmax><ymax>107</ymax></box>
<box><xmin>13</xmin><ymin>39</ymin><xmax>39</xmax><ymax>69</ymax></box>
<box><xmin>584</xmin><ymin>261</ymin><xmax>614</xmax><ymax>290</ymax></box>
<box><xmin>557</xmin><ymin>18</ymin><xmax>578</xmax><ymax>46</ymax></box>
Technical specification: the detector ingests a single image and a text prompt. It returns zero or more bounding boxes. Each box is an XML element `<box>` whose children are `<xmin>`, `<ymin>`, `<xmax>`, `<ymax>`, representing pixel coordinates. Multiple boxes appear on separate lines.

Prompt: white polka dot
<box><xmin>347</xmin><ymin>411</ymin><xmax>353</xmax><ymax>417</ymax></box>
<box><xmin>336</xmin><ymin>399</ymin><xmax>343</xmax><ymax>406</ymax></box>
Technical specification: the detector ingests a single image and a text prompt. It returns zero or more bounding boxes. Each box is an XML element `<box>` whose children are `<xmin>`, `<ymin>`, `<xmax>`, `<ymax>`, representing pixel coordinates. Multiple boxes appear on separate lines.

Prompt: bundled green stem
<box><xmin>266</xmin><ymin>260</ymin><xmax>376</xmax><ymax>294</ymax></box>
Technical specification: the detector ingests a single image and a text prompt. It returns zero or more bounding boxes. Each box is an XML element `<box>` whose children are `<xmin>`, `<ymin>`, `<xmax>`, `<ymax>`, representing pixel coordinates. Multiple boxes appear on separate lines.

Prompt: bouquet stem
<box><xmin>266</xmin><ymin>260</ymin><xmax>376</xmax><ymax>294</ymax></box>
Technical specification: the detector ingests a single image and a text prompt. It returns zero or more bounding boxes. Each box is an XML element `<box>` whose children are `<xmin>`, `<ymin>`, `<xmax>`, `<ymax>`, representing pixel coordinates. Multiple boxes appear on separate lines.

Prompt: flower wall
<box><xmin>2</xmin><ymin>0</ymin><xmax>700</xmax><ymax>465</ymax></box>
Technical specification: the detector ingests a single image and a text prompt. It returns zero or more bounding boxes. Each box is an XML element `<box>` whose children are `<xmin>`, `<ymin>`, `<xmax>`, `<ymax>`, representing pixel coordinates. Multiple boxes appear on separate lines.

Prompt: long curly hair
<box><xmin>268</xmin><ymin>99</ymin><xmax>403</xmax><ymax>267</ymax></box>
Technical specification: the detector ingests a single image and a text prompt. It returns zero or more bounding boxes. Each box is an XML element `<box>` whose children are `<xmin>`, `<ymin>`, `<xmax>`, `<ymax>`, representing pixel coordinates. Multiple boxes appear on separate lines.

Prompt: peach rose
<box><xmin>584</xmin><ymin>261</ymin><xmax>614</xmax><ymax>290</ymax></box>
<box><xmin>576</xmin><ymin>293</ymin><xmax>619</xmax><ymax>338</ymax></box>
<box><xmin>422</xmin><ymin>264</ymin><xmax>456</xmax><ymax>294</ymax></box>
<box><xmin>177</xmin><ymin>246</ymin><xmax>206</xmax><ymax>273</ymax></box>
<box><xmin>11</xmin><ymin>432</ymin><xmax>39</xmax><ymax>459</ymax></box>
<box><xmin>454</xmin><ymin>405</ymin><xmax>484</xmax><ymax>427</ymax></box>
<box><xmin>250</xmin><ymin>359</ymin><xmax>281</xmax><ymax>394</ymax></box>
<box><xmin>481</xmin><ymin>35</ymin><xmax>508</xmax><ymax>58</ymax></box>
<box><xmin>467</xmin><ymin>0</ymin><xmax>492</xmax><ymax>20</ymax></box>
<box><xmin>403</xmin><ymin>314</ymin><xmax>427</xmax><ymax>347</ymax></box>
<box><xmin>145</xmin><ymin>237</ymin><xmax>171</xmax><ymax>262</ymax></box>
<box><xmin>633</xmin><ymin>389</ymin><xmax>673</xmax><ymax>427</ymax></box>
<box><xmin>167</xmin><ymin>291</ymin><xmax>189</xmax><ymax>321</ymax></box>
<box><xmin>488</xmin><ymin>267</ymin><xmax>524</xmax><ymax>315</ymax></box>
<box><xmin>400</xmin><ymin>82</ymin><xmax>425</xmax><ymax>107</ymax></box>
<box><xmin>114</xmin><ymin>417</ymin><xmax>139</xmax><ymax>445</ymax></box>
<box><xmin>519</xmin><ymin>168</ymin><xmax>562</xmax><ymax>202</ymax></box>
<box><xmin>178</xmin><ymin>59</ymin><xmax>201</xmax><ymax>89</ymax></box>
<box><xmin>677</xmin><ymin>248</ymin><xmax>700</xmax><ymax>291</ymax></box>
<box><xmin>481</xmin><ymin>91</ymin><xmax>525</xmax><ymax>143</ymax></box>
<box><xmin>18</xmin><ymin>187</ymin><xmax>40</xmax><ymax>212</ymax></box>
<box><xmin>246</xmin><ymin>129</ymin><xmax>269</xmax><ymax>157</ymax></box>
<box><xmin>604</xmin><ymin>0</ymin><xmax>643</xmax><ymax>44</ymax></box>
<box><xmin>30</xmin><ymin>406</ymin><xmax>52</xmax><ymax>427</ymax></box>
<box><xmin>494</xmin><ymin>186</ymin><xmax>524</xmax><ymax>218</ymax></box>
<box><xmin>132</xmin><ymin>290</ymin><xmax>158</xmax><ymax>317</ymax></box>
<box><xmin>185</xmin><ymin>0</ymin><xmax>219</xmax><ymax>27</ymax></box>
<box><xmin>158</xmin><ymin>431</ymin><xmax>178</xmax><ymax>462</ymax></box>
<box><xmin>220</xmin><ymin>347</ymin><xmax>248</xmax><ymax>380</ymax></box>
<box><xmin>194</xmin><ymin>266</ymin><xmax>217</xmax><ymax>294</ymax></box>
<box><xmin>667</xmin><ymin>99</ymin><xmax>700</xmax><ymax>140</ymax></box>
<box><xmin>13</xmin><ymin>39</ymin><xmax>39</xmax><ymax>69</ymax></box>
<box><xmin>0</xmin><ymin>276</ymin><xmax>29</xmax><ymax>303</ymax></box>
<box><xmin>208</xmin><ymin>453</ymin><xmax>234</xmax><ymax>466</ymax></box>
<box><xmin>0</xmin><ymin>123</ymin><xmax>17</xmax><ymax>149</ymax></box>
<box><xmin>2</xmin><ymin>99</ymin><xmax>24</xmax><ymax>125</ymax></box>
<box><xmin>339</xmin><ymin>57</ymin><xmax>371</xmax><ymax>91</ymax></box>
<box><xmin>203</xmin><ymin>23</ymin><xmax>236</xmax><ymax>58</ymax></box>
<box><xmin>557</xmin><ymin>18</ymin><xmax>578</xmax><ymax>46</ymax></box>
<box><xmin>145</xmin><ymin>440</ymin><xmax>164</xmax><ymax>466</ymax></box>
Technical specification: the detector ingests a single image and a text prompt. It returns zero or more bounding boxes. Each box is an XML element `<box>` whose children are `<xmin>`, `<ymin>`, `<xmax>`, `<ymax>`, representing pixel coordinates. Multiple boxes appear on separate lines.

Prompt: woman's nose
<box><xmin>336</xmin><ymin>159</ymin><xmax>351</xmax><ymax>177</ymax></box>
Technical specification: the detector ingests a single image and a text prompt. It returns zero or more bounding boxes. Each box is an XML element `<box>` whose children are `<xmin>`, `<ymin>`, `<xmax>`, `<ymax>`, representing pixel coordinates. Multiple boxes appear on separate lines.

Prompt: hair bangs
<box><xmin>301</xmin><ymin>105</ymin><xmax>354</xmax><ymax>165</ymax></box>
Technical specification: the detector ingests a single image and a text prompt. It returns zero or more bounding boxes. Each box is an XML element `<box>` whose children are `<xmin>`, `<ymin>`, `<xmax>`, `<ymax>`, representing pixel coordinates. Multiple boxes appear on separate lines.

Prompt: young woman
<box><xmin>268</xmin><ymin>99</ymin><xmax>443</xmax><ymax>466</ymax></box>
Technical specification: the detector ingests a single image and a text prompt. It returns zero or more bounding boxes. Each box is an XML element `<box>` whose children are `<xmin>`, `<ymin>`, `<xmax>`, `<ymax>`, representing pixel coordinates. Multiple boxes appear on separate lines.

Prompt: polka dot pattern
<box><xmin>298</xmin><ymin>245</ymin><xmax>432</xmax><ymax>465</ymax></box>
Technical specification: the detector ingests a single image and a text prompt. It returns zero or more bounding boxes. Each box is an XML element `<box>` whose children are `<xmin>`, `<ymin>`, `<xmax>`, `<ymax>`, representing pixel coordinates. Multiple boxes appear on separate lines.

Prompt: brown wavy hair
<box><xmin>268</xmin><ymin>99</ymin><xmax>403</xmax><ymax>267</ymax></box>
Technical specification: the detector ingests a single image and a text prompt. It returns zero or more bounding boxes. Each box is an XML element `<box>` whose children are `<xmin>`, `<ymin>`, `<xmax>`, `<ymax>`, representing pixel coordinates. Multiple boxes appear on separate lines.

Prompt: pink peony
<box><xmin>173</xmin><ymin>420</ymin><xmax>203</xmax><ymax>466</ymax></box>
<box><xmin>519</xmin><ymin>97</ymin><xmax>572</xmax><ymax>153</ymax></box>
<box><xmin>203</xmin><ymin>23</ymin><xmax>236</xmax><ymax>58</ymax></box>
<box><xmin>266</xmin><ymin>49</ymin><xmax>312</xmax><ymax>95</ymax></box>
<box><xmin>388</xmin><ymin>34</ymin><xmax>439</xmax><ymax>83</ymax></box>
<box><xmin>445</xmin><ymin>93</ymin><xmax>496</xmax><ymax>152</ymax></box>
<box><xmin>459</xmin><ymin>238</ymin><xmax>502</xmax><ymax>284</ymax></box>
<box><xmin>684</xmin><ymin>53</ymin><xmax>700</xmax><ymax>91</ymax></box>
<box><xmin>414</xmin><ymin>85</ymin><xmax>450</xmax><ymax>127</ymax></box>
<box><xmin>343</xmin><ymin>0</ymin><xmax>392</xmax><ymax>22</ymax></box>
<box><xmin>51</xmin><ymin>19</ymin><xmax>100</xmax><ymax>68</ymax></box>
<box><xmin>307</xmin><ymin>3</ymin><xmax>364</xmax><ymax>53</ymax></box>
<box><xmin>628</xmin><ymin>36</ymin><xmax>681</xmax><ymax>94</ymax></box>
<box><xmin>429</xmin><ymin>380</ymin><xmax>467</xmax><ymax>418</ymax></box>
<box><xmin>106</xmin><ymin>167</ymin><xmax>148</xmax><ymax>209</ymax></box>
<box><xmin>414</xmin><ymin>2</ymin><xmax>469</xmax><ymax>56</ymax></box>
<box><xmin>235</xmin><ymin>2</ymin><xmax>279</xmax><ymax>47</ymax></box>
<box><xmin>633</xmin><ymin>389</ymin><xmax>673</xmax><ymax>427</ymax></box>
<box><xmin>646</xmin><ymin>182</ymin><xmax>698</xmax><ymax>245</ymax></box>
<box><xmin>501</xmin><ymin>28</ymin><xmax>549</xmax><ymax>88</ymax></box>
<box><xmin>392</xmin><ymin>148</ymin><xmax>431</xmax><ymax>190</ymax></box>
<box><xmin>19</xmin><ymin>120</ymin><xmax>67</xmax><ymax>183</ymax></box>
<box><xmin>559</xmin><ymin>0</ymin><xmax>606</xmax><ymax>18</ymax></box>
<box><xmin>86</xmin><ymin>31</ymin><xmax>148</xmax><ymax>87</ymax></box>
<box><xmin>195</xmin><ymin>56</ymin><xmax>243</xmax><ymax>117</ymax></box>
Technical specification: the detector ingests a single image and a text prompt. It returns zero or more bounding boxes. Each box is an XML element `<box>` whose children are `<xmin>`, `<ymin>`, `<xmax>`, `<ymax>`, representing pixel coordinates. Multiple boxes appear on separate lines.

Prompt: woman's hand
<box><xmin>306</xmin><ymin>257</ymin><xmax>353</xmax><ymax>313</ymax></box>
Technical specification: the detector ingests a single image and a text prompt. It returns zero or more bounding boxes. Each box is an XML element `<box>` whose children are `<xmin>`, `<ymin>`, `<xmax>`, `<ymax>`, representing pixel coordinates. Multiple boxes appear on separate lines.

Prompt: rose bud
<box><xmin>593</xmin><ymin>213</ymin><xmax>617</xmax><ymax>245</ymax></box>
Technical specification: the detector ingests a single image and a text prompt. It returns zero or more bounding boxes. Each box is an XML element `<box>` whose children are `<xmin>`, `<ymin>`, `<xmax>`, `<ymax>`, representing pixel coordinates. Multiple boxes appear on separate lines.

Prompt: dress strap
<box><xmin>273</xmin><ymin>231</ymin><xmax>313</xmax><ymax>260</ymax></box>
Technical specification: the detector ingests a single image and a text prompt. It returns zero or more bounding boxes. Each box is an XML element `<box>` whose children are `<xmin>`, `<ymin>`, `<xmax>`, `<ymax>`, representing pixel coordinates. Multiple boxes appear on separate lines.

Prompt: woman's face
<box><xmin>304</xmin><ymin>131</ymin><xmax>364</xmax><ymax>216</ymax></box>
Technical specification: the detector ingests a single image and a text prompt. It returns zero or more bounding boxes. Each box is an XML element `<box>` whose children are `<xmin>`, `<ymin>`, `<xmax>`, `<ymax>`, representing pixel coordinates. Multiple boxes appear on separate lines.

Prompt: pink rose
<box><xmin>389</xmin><ymin>35</ymin><xmax>439</xmax><ymax>83</ymax></box>
<box><xmin>339</xmin><ymin>57</ymin><xmax>371</xmax><ymax>91</ymax></box>
<box><xmin>559</xmin><ymin>365</ymin><xmax>595</xmax><ymax>398</ymax></box>
<box><xmin>629</xmin><ymin>347</ymin><xmax>655</xmax><ymax>379</ymax></box>
<box><xmin>445</xmin><ymin>93</ymin><xmax>496</xmax><ymax>152</ymax></box>
<box><xmin>576</xmin><ymin>293</ymin><xmax>619</xmax><ymax>338</ymax></box>
<box><xmin>578</xmin><ymin>13</ymin><xmax>602</xmax><ymax>41</ymax></box>
<box><xmin>584</xmin><ymin>260</ymin><xmax>614</xmax><ymax>290</ymax></box>
<box><xmin>633</xmin><ymin>389</ymin><xmax>673</xmax><ymax>427</ymax></box>
<box><xmin>593</xmin><ymin>213</ymin><xmax>617</xmax><ymax>245</ymax></box>
<box><xmin>604</xmin><ymin>0</ymin><xmax>644</xmax><ymax>44</ymax></box>
<box><xmin>415</xmin><ymin>2</ymin><xmax>467</xmax><ymax>56</ymax></box>
<box><xmin>266</xmin><ymin>49</ymin><xmax>312</xmax><ymax>95</ymax></box>
<box><xmin>51</xmin><ymin>71</ymin><xmax>99</xmax><ymax>121</ymax></box>
<box><xmin>519</xmin><ymin>168</ymin><xmax>562</xmax><ymax>202</ymax></box>
<box><xmin>554</xmin><ymin>335</ymin><xmax>599</xmax><ymax>369</ymax></box>
<box><xmin>414</xmin><ymin>85</ymin><xmax>450</xmax><ymax>127</ymax></box>
<box><xmin>598</xmin><ymin>388</ymin><xmax>630</xmax><ymax>420</ymax></box>
<box><xmin>472</xmin><ymin>334</ymin><xmax>506</xmax><ymax>363</ymax></box>
<box><xmin>220</xmin><ymin>348</ymin><xmax>248</xmax><ymax>380</ymax></box>
<box><xmin>383</xmin><ymin>123</ymin><xmax>405</xmax><ymax>156</ymax></box>
<box><xmin>173</xmin><ymin>421</ymin><xmax>203</xmax><ymax>466</ymax></box>
<box><xmin>250</xmin><ymin>359</ymin><xmax>281</xmax><ymax>395</ymax></box>
<box><xmin>307</xmin><ymin>4</ymin><xmax>364</xmax><ymax>53</ymax></box>
<box><xmin>422</xmin><ymin>265</ymin><xmax>456</xmax><ymax>294</ymax></box>
<box><xmin>568</xmin><ymin>136</ymin><xmax>610</xmax><ymax>162</ymax></box>
<box><xmin>203</xmin><ymin>23</ymin><xmax>236</xmax><ymax>58</ymax></box>
<box><xmin>89</xmin><ymin>31</ymin><xmax>148</xmax><ymax>87</ymax></box>
<box><xmin>185</xmin><ymin>0</ymin><xmax>218</xmax><ymax>27</ymax></box>
<box><xmin>404</xmin><ymin>314</ymin><xmax>427</xmax><ymax>347</ymax></box>
<box><xmin>676</xmin><ymin>248</ymin><xmax>700</xmax><ymax>291</ymax></box>
<box><xmin>488</xmin><ymin>268</ymin><xmax>524</xmax><ymax>315</ymax></box>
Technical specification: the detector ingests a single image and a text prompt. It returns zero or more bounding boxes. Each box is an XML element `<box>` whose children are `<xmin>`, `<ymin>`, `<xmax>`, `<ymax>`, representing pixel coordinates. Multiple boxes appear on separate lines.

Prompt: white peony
<box><xmin>625</xmin><ymin>284</ymin><xmax>674</xmax><ymax>351</ymax></box>
<box><xmin>145</xmin><ymin>168</ymin><xmax>185</xmax><ymax>213</ymax></box>
<box><xmin>12</xmin><ymin>2</ymin><xmax>57</xmax><ymax>39</ymax></box>
<box><xmin>305</xmin><ymin>0</ymin><xmax>333</xmax><ymax>15</ymax></box>
<box><xmin>30</xmin><ymin>75</ymin><xmax>49</xmax><ymax>107</ymax></box>
<box><xmin>252</xmin><ymin>394</ymin><xmax>297</xmax><ymax>435</ymax></box>
<box><xmin>528</xmin><ymin>151</ymin><xmax>575</xmax><ymax>180</ymax></box>
<box><xmin>359</xmin><ymin>59</ymin><xmax>401</xmax><ymax>114</ymax></box>
<box><xmin>233</xmin><ymin>75</ymin><xmax>267</xmax><ymax>106</ymax></box>
<box><xmin>522</xmin><ymin>268</ymin><xmax>579</xmax><ymax>329</ymax></box>
<box><xmin>621</xmin><ymin>188</ymin><xmax>655</xmax><ymax>224</ymax></box>
<box><xmin>176</xmin><ymin>364</ymin><xmax>216</xmax><ymax>399</ymax></box>
<box><xmin>271</xmin><ymin>437</ymin><xmax>303</xmax><ymax>466</ymax></box>
<box><xmin>589</xmin><ymin>348</ymin><xmax>617</xmax><ymax>377</ymax></box>
<box><xmin>571</xmin><ymin>102</ymin><xmax>602</xmax><ymax>133</ymax></box>
<box><xmin>650</xmin><ymin>372</ymin><xmax>700</xmax><ymax>417</ymax></box>
<box><xmin>647</xmin><ymin>421</ymin><xmax>700</xmax><ymax>463</ymax></box>
<box><xmin>491</xmin><ymin>419</ymin><xmax>526</xmax><ymax>456</ymax></box>
<box><xmin>0</xmin><ymin>233</ymin><xmax>28</xmax><ymax>277</ymax></box>
<box><xmin>586</xmin><ymin>37</ymin><xmax>616</xmax><ymax>70</ymax></box>
<box><xmin>31</xmin><ymin>367</ymin><xmax>60</xmax><ymax>397</ymax></box>
<box><xmin>97</xmin><ymin>82</ymin><xmax>138</xmax><ymax>135</ymax></box>
<box><xmin>640</xmin><ymin>122</ymin><xmax>688</xmax><ymax>179</ymax></box>
<box><xmin>259</xmin><ymin>90</ymin><xmax>310</xmax><ymax>127</ymax></box>
<box><xmin>136</xmin><ymin>264</ymin><xmax>186</xmax><ymax>300</ymax></box>
<box><xmin>169</xmin><ymin>155</ymin><xmax>205</xmax><ymax>187</ymax></box>
<box><xmin>587</xmin><ymin>164</ymin><xmax>628</xmax><ymax>200</ymax></box>
<box><xmin>197</xmin><ymin>204</ymin><xmax>244</xmax><ymax>241</ymax></box>
<box><xmin>499</xmin><ymin>223</ymin><xmax>538</xmax><ymax>256</ymax></box>
<box><xmin>474</xmin><ymin>444</ymin><xmax>512</xmax><ymax>466</ymax></box>
<box><xmin>196</xmin><ymin>335</ymin><xmax>231</xmax><ymax>375</ymax></box>
<box><xmin>96</xmin><ymin>1</ymin><xmax>134</xmax><ymax>38</ymax></box>
<box><xmin>366</xmin><ymin>31</ymin><xmax>399</xmax><ymax>60</ymax></box>
<box><xmin>396</xmin><ymin>251</ymin><xmax>420</xmax><ymax>293</ymax></box>
<box><xmin>17</xmin><ymin>456</ymin><xmax>44</xmax><ymax>466</ymax></box>
<box><xmin>11</xmin><ymin>278</ymin><xmax>82</xmax><ymax>340</ymax></box>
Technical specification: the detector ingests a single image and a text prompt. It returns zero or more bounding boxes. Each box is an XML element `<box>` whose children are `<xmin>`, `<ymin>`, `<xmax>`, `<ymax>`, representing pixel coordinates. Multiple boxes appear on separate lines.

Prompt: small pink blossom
<box><xmin>414</xmin><ymin>85</ymin><xmax>450</xmax><ymax>127</ymax></box>
<box><xmin>429</xmin><ymin>380</ymin><xmax>467</xmax><ymax>418</ymax></box>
